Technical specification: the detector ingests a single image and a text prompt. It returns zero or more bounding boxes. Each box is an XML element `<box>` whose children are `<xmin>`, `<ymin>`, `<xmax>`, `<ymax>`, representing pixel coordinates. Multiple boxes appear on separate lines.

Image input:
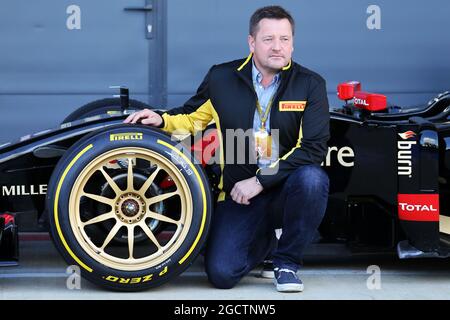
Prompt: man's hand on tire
<box><xmin>124</xmin><ymin>108</ymin><xmax>163</xmax><ymax>127</ymax></box>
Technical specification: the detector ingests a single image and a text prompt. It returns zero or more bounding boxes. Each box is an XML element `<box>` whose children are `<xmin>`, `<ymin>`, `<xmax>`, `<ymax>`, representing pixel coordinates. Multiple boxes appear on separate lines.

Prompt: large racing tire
<box><xmin>46</xmin><ymin>124</ymin><xmax>212</xmax><ymax>291</ymax></box>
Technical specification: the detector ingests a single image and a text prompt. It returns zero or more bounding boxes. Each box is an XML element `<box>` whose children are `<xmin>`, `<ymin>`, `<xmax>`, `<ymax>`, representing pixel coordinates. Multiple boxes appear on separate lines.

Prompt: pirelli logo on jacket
<box><xmin>279</xmin><ymin>101</ymin><xmax>307</xmax><ymax>112</ymax></box>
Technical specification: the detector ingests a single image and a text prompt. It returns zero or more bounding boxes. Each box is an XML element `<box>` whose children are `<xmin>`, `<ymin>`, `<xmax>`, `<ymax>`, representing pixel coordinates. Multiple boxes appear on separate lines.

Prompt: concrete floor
<box><xmin>2</xmin><ymin>238</ymin><xmax>450</xmax><ymax>300</ymax></box>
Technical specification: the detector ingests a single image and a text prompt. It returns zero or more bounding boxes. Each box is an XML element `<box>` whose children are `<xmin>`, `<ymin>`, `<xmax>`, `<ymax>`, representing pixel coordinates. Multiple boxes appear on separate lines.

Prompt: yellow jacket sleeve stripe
<box><xmin>161</xmin><ymin>99</ymin><xmax>214</xmax><ymax>135</ymax></box>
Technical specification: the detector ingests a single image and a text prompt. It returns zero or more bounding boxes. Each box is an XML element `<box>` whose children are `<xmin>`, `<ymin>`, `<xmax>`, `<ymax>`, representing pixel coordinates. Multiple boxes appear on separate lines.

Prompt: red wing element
<box><xmin>353</xmin><ymin>91</ymin><xmax>387</xmax><ymax>111</ymax></box>
<box><xmin>337</xmin><ymin>81</ymin><xmax>361</xmax><ymax>100</ymax></box>
<box><xmin>337</xmin><ymin>81</ymin><xmax>387</xmax><ymax>111</ymax></box>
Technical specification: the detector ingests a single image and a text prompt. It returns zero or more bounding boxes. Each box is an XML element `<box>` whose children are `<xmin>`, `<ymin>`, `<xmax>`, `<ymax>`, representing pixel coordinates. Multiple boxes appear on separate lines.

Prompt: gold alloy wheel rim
<box><xmin>69</xmin><ymin>147</ymin><xmax>193</xmax><ymax>271</ymax></box>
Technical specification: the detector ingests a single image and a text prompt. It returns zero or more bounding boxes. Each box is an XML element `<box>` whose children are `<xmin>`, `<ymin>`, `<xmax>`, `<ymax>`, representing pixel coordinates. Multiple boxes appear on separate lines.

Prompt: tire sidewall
<box><xmin>47</xmin><ymin>125</ymin><xmax>211</xmax><ymax>291</ymax></box>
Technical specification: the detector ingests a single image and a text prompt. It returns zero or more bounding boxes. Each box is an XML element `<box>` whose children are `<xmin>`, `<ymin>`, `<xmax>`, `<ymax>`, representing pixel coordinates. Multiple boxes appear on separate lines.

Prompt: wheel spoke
<box><xmin>127</xmin><ymin>225</ymin><xmax>135</xmax><ymax>259</ymax></box>
<box><xmin>100</xmin><ymin>223</ymin><xmax>122</xmax><ymax>250</ymax></box>
<box><xmin>147</xmin><ymin>191</ymin><xmax>179</xmax><ymax>205</ymax></box>
<box><xmin>147</xmin><ymin>211</ymin><xmax>180</xmax><ymax>225</ymax></box>
<box><xmin>139</xmin><ymin>222</ymin><xmax>162</xmax><ymax>251</ymax></box>
<box><xmin>127</xmin><ymin>158</ymin><xmax>134</xmax><ymax>191</ymax></box>
<box><xmin>139</xmin><ymin>166</ymin><xmax>160</xmax><ymax>194</ymax></box>
<box><xmin>82</xmin><ymin>211</ymin><xmax>115</xmax><ymax>226</ymax></box>
<box><xmin>99</xmin><ymin>167</ymin><xmax>122</xmax><ymax>196</ymax></box>
<box><xmin>82</xmin><ymin>192</ymin><xmax>115</xmax><ymax>206</ymax></box>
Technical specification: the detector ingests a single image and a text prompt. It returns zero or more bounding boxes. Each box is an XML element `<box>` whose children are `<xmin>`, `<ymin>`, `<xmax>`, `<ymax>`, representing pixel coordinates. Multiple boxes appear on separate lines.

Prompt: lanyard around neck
<box><xmin>256</xmin><ymin>96</ymin><xmax>274</xmax><ymax>130</ymax></box>
<box><xmin>253</xmin><ymin>68</ymin><xmax>280</xmax><ymax>130</ymax></box>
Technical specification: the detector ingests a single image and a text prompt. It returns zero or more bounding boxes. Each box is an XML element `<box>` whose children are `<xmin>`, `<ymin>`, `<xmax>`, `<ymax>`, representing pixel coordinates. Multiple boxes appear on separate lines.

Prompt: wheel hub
<box><xmin>122</xmin><ymin>199</ymin><xmax>139</xmax><ymax>217</ymax></box>
<box><xmin>115</xmin><ymin>193</ymin><xmax>146</xmax><ymax>224</ymax></box>
<box><xmin>99</xmin><ymin>172</ymin><xmax>165</xmax><ymax>233</ymax></box>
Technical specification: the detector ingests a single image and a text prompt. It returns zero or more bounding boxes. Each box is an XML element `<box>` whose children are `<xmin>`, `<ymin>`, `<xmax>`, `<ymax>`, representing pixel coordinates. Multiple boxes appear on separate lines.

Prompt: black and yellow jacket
<box><xmin>159</xmin><ymin>53</ymin><xmax>330</xmax><ymax>201</ymax></box>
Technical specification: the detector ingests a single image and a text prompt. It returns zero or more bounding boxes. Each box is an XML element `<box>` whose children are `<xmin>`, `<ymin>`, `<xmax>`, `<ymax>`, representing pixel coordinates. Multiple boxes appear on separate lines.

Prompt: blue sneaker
<box><xmin>273</xmin><ymin>267</ymin><xmax>304</xmax><ymax>292</ymax></box>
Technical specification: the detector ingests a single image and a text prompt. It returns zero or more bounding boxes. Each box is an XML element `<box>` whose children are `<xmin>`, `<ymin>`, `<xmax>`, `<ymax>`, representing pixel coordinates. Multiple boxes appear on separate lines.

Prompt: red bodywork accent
<box><xmin>398</xmin><ymin>194</ymin><xmax>440</xmax><ymax>222</ymax></box>
<box><xmin>337</xmin><ymin>81</ymin><xmax>387</xmax><ymax>111</ymax></box>
<box><xmin>353</xmin><ymin>91</ymin><xmax>387</xmax><ymax>111</ymax></box>
<box><xmin>0</xmin><ymin>213</ymin><xmax>15</xmax><ymax>226</ymax></box>
<box><xmin>159</xmin><ymin>176</ymin><xmax>175</xmax><ymax>189</ymax></box>
<box><xmin>159</xmin><ymin>129</ymin><xmax>220</xmax><ymax>189</ymax></box>
<box><xmin>337</xmin><ymin>81</ymin><xmax>361</xmax><ymax>100</ymax></box>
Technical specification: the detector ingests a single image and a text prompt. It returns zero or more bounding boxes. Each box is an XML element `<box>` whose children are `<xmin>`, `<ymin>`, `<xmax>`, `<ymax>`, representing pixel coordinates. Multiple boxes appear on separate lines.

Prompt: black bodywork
<box><xmin>1</xmin><ymin>90</ymin><xmax>450</xmax><ymax>265</ymax></box>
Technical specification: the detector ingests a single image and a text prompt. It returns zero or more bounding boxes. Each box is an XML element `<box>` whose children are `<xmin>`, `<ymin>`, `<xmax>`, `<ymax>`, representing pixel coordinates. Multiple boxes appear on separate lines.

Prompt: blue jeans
<box><xmin>204</xmin><ymin>164</ymin><xmax>329</xmax><ymax>289</ymax></box>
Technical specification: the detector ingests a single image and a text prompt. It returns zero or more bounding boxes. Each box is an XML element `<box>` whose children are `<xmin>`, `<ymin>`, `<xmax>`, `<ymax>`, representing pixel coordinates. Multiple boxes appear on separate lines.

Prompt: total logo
<box><xmin>399</xmin><ymin>203</ymin><xmax>437</xmax><ymax>212</ymax></box>
<box><xmin>397</xmin><ymin>194</ymin><xmax>439</xmax><ymax>222</ymax></box>
<box><xmin>354</xmin><ymin>98</ymin><xmax>369</xmax><ymax>106</ymax></box>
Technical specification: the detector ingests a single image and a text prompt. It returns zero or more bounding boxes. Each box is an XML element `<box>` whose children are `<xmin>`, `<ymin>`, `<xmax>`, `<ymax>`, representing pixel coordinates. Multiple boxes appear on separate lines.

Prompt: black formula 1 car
<box><xmin>1</xmin><ymin>84</ymin><xmax>450</xmax><ymax>291</ymax></box>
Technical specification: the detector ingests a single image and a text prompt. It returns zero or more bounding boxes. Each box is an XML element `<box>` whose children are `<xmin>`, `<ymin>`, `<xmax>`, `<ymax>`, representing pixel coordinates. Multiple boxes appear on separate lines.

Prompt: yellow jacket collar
<box><xmin>237</xmin><ymin>52</ymin><xmax>292</xmax><ymax>72</ymax></box>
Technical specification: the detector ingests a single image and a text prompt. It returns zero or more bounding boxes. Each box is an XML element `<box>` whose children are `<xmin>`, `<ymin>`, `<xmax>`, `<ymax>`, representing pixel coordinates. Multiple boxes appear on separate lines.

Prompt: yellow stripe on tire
<box><xmin>54</xmin><ymin>144</ymin><xmax>94</xmax><ymax>273</ymax></box>
<box><xmin>157</xmin><ymin>139</ymin><xmax>207</xmax><ymax>265</ymax></box>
